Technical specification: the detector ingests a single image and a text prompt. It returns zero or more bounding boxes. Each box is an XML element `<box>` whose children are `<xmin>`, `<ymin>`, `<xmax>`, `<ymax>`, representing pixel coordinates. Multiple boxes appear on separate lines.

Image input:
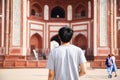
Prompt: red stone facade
<box><xmin>0</xmin><ymin>0</ymin><xmax>120</xmax><ymax>68</ymax></box>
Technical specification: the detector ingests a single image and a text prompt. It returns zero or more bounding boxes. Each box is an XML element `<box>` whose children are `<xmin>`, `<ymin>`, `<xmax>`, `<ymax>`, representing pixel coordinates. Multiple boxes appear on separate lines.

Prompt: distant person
<box><xmin>41</xmin><ymin>50</ymin><xmax>47</xmax><ymax>60</ymax></box>
<box><xmin>33</xmin><ymin>49</ymin><xmax>39</xmax><ymax>60</ymax></box>
<box><xmin>105</xmin><ymin>54</ymin><xmax>113</xmax><ymax>78</ymax></box>
<box><xmin>110</xmin><ymin>53</ymin><xmax>117</xmax><ymax>77</ymax></box>
<box><xmin>42</xmin><ymin>52</ymin><xmax>46</xmax><ymax>60</ymax></box>
<box><xmin>47</xmin><ymin>26</ymin><xmax>87</xmax><ymax>80</ymax></box>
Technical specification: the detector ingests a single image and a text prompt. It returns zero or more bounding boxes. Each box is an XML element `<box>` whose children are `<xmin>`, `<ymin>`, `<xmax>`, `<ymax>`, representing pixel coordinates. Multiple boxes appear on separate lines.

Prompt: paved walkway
<box><xmin>0</xmin><ymin>68</ymin><xmax>119</xmax><ymax>80</ymax></box>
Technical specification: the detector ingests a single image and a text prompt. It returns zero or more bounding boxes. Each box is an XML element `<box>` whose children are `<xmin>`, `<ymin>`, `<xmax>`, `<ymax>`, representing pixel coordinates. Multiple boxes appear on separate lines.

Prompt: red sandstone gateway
<box><xmin>0</xmin><ymin>0</ymin><xmax>120</xmax><ymax>68</ymax></box>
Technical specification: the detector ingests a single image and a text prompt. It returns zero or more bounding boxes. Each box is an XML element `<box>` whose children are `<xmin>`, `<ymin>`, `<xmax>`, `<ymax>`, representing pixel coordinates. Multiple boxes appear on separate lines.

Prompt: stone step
<box><xmin>90</xmin><ymin>60</ymin><xmax>120</xmax><ymax>69</ymax></box>
<box><xmin>94</xmin><ymin>56</ymin><xmax>120</xmax><ymax>61</ymax></box>
<box><xmin>2</xmin><ymin>60</ymin><xmax>47</xmax><ymax>68</ymax></box>
<box><xmin>5</xmin><ymin>55</ymin><xmax>25</xmax><ymax>61</ymax></box>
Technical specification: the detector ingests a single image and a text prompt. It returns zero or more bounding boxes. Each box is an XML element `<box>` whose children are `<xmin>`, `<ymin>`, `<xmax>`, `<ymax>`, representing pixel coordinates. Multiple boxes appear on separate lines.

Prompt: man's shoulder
<box><xmin>52</xmin><ymin>44</ymin><xmax>81</xmax><ymax>50</ymax></box>
<box><xmin>72</xmin><ymin>45</ymin><xmax>82</xmax><ymax>50</ymax></box>
<box><xmin>70</xmin><ymin>44</ymin><xmax>79</xmax><ymax>48</ymax></box>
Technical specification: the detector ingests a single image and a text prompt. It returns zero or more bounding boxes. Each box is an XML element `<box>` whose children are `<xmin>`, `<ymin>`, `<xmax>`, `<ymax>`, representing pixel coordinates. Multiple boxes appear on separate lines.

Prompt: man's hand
<box><xmin>48</xmin><ymin>69</ymin><xmax>55</xmax><ymax>80</ymax></box>
<box><xmin>79</xmin><ymin>63</ymin><xmax>87</xmax><ymax>76</ymax></box>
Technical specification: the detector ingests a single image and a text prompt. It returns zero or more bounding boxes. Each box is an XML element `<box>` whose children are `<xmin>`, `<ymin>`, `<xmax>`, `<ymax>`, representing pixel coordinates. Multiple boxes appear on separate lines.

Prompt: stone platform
<box><xmin>0</xmin><ymin>55</ymin><xmax>120</xmax><ymax>68</ymax></box>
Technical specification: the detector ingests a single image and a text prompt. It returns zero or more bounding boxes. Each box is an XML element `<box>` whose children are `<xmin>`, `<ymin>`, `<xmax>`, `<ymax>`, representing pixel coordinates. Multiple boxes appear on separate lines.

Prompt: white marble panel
<box><xmin>118</xmin><ymin>21</ymin><xmax>120</xmax><ymax>30</ymax></box>
<box><xmin>88</xmin><ymin>1</ymin><xmax>91</xmax><ymax>18</ymax></box>
<box><xmin>73</xmin><ymin>25</ymin><xmax>87</xmax><ymax>30</ymax></box>
<box><xmin>1</xmin><ymin>0</ymin><xmax>5</xmax><ymax>47</ymax></box>
<box><xmin>50</xmin><ymin>26</ymin><xmax>62</xmax><ymax>31</ymax></box>
<box><xmin>12</xmin><ymin>0</ymin><xmax>21</xmax><ymax>46</ymax></box>
<box><xmin>71</xmin><ymin>21</ymin><xmax>89</xmax><ymax>25</ymax></box>
<box><xmin>44</xmin><ymin>5</ymin><xmax>49</xmax><ymax>20</ymax></box>
<box><xmin>100</xmin><ymin>0</ymin><xmax>107</xmax><ymax>46</ymax></box>
<box><xmin>67</xmin><ymin>5</ymin><xmax>72</xmax><ymax>21</ymax></box>
<box><xmin>31</xmin><ymin>24</ymin><xmax>43</xmax><ymax>30</ymax></box>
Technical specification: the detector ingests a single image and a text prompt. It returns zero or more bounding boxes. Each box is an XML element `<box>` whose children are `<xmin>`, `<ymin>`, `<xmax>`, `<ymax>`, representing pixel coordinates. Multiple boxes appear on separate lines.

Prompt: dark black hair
<box><xmin>58</xmin><ymin>26</ymin><xmax>73</xmax><ymax>43</ymax></box>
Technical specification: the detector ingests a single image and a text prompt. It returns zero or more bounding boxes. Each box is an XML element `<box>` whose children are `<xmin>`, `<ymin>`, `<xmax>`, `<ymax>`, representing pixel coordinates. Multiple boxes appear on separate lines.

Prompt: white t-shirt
<box><xmin>47</xmin><ymin>44</ymin><xmax>87</xmax><ymax>80</ymax></box>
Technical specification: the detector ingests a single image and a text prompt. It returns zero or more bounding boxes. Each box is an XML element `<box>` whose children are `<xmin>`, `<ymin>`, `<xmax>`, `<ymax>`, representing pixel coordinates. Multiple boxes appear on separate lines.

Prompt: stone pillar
<box><xmin>93</xmin><ymin>0</ymin><xmax>97</xmax><ymax>56</ymax></box>
<box><xmin>110</xmin><ymin>0</ymin><xmax>114</xmax><ymax>54</ymax></box>
<box><xmin>1</xmin><ymin>0</ymin><xmax>5</xmax><ymax>47</ymax></box>
<box><xmin>27</xmin><ymin>0</ymin><xmax>30</xmax><ymax>17</ymax></box>
<box><xmin>113</xmin><ymin>0</ymin><xmax>117</xmax><ymax>54</ymax></box>
<box><xmin>110</xmin><ymin>0</ymin><xmax>117</xmax><ymax>54</ymax></box>
<box><xmin>97</xmin><ymin>0</ymin><xmax>109</xmax><ymax>56</ymax></box>
<box><xmin>114</xmin><ymin>0</ymin><xmax>117</xmax><ymax>50</ymax></box>
<box><xmin>23</xmin><ymin>0</ymin><xmax>27</xmax><ymax>55</ymax></box>
<box><xmin>5</xmin><ymin>0</ymin><xmax>10</xmax><ymax>54</ymax></box>
<box><xmin>10</xmin><ymin>0</ymin><xmax>22</xmax><ymax>55</ymax></box>
<box><xmin>12</xmin><ymin>0</ymin><xmax>21</xmax><ymax>46</ymax></box>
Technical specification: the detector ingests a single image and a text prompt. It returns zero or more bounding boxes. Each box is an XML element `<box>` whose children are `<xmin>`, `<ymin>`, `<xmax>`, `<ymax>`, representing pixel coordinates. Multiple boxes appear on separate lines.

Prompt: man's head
<box><xmin>58</xmin><ymin>26</ymin><xmax>73</xmax><ymax>43</ymax></box>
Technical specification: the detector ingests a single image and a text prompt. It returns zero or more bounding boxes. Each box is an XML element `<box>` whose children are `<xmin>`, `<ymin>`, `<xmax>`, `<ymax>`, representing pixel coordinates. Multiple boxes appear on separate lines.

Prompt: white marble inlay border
<box><xmin>31</xmin><ymin>24</ymin><xmax>43</xmax><ymax>30</ymax></box>
<box><xmin>44</xmin><ymin>5</ymin><xmax>49</xmax><ymax>20</ymax></box>
<box><xmin>88</xmin><ymin>1</ymin><xmax>91</xmax><ymax>18</ymax></box>
<box><xmin>94</xmin><ymin>0</ymin><xmax>97</xmax><ymax>56</ymax></box>
<box><xmin>118</xmin><ymin>21</ymin><xmax>120</xmax><ymax>30</ymax></box>
<box><xmin>30</xmin><ymin>31</ymin><xmax>43</xmax><ymax>37</ymax></box>
<box><xmin>1</xmin><ymin>0</ymin><xmax>5</xmax><ymax>47</ymax></box>
<box><xmin>50</xmin><ymin>26</ymin><xmax>63</xmax><ymax>31</ymax></box>
<box><xmin>100</xmin><ymin>0</ymin><xmax>107</xmax><ymax>46</ymax></box>
<box><xmin>67</xmin><ymin>5</ymin><xmax>72</xmax><ymax>21</ymax></box>
<box><xmin>73</xmin><ymin>25</ymin><xmax>87</xmax><ymax>30</ymax></box>
<box><xmin>12</xmin><ymin>0</ymin><xmax>21</xmax><ymax>46</ymax></box>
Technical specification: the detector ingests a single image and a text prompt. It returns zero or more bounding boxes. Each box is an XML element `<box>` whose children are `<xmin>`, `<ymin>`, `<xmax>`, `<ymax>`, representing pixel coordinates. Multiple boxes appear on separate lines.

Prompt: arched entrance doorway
<box><xmin>30</xmin><ymin>33</ymin><xmax>42</xmax><ymax>55</ymax></box>
<box><xmin>73</xmin><ymin>34</ymin><xmax>87</xmax><ymax>55</ymax></box>
<box><xmin>51</xmin><ymin>6</ymin><xmax>65</xmax><ymax>18</ymax></box>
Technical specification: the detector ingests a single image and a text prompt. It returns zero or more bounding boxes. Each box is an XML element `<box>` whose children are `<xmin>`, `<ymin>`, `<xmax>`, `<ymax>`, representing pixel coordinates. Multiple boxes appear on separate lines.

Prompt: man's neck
<box><xmin>61</xmin><ymin>42</ymin><xmax>70</xmax><ymax>46</ymax></box>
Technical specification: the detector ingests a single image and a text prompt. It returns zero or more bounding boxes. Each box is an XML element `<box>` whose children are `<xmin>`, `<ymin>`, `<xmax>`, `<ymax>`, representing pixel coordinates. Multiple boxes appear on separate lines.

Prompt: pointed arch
<box><xmin>30</xmin><ymin>33</ymin><xmax>42</xmax><ymax>54</ymax></box>
<box><xmin>67</xmin><ymin>5</ymin><xmax>72</xmax><ymax>20</ymax></box>
<box><xmin>44</xmin><ymin>5</ymin><xmax>49</xmax><ymax>20</ymax></box>
<box><xmin>74</xmin><ymin>2</ymin><xmax>88</xmax><ymax>19</ymax></box>
<box><xmin>73</xmin><ymin>34</ymin><xmax>87</xmax><ymax>50</ymax></box>
<box><xmin>51</xmin><ymin>6</ymin><xmax>65</xmax><ymax>18</ymax></box>
<box><xmin>31</xmin><ymin>3</ymin><xmax>42</xmax><ymax>17</ymax></box>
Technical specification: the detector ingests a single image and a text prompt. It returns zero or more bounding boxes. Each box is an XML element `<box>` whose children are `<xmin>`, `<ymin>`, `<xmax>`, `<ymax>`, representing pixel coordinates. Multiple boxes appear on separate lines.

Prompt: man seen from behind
<box><xmin>47</xmin><ymin>26</ymin><xmax>87</xmax><ymax>80</ymax></box>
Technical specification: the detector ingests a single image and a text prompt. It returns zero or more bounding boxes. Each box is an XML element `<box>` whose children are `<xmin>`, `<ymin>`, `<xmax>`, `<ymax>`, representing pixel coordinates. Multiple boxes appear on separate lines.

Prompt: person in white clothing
<box><xmin>110</xmin><ymin>53</ymin><xmax>117</xmax><ymax>77</ymax></box>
